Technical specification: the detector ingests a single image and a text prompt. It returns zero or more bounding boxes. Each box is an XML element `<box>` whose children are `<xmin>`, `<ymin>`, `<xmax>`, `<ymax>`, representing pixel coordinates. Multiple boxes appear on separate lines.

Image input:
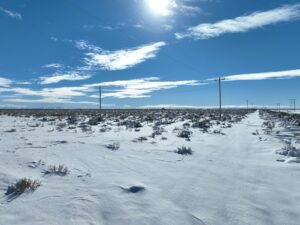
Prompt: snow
<box><xmin>0</xmin><ymin>111</ymin><xmax>300</xmax><ymax>225</ymax></box>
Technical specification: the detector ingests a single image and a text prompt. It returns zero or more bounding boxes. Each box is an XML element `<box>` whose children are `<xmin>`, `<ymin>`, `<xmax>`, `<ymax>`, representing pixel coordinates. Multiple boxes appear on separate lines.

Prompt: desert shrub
<box><xmin>212</xmin><ymin>129</ymin><xmax>225</xmax><ymax>135</ymax></box>
<box><xmin>43</xmin><ymin>165</ymin><xmax>69</xmax><ymax>176</ymax></box>
<box><xmin>27</xmin><ymin>122</ymin><xmax>40</xmax><ymax>128</ymax></box>
<box><xmin>81</xmin><ymin>126</ymin><xmax>92</xmax><ymax>132</ymax></box>
<box><xmin>151</xmin><ymin>126</ymin><xmax>165</xmax><ymax>138</ymax></box>
<box><xmin>262</xmin><ymin>121</ymin><xmax>275</xmax><ymax>130</ymax></box>
<box><xmin>138</xmin><ymin>136</ymin><xmax>148</xmax><ymax>142</ymax></box>
<box><xmin>99</xmin><ymin>127</ymin><xmax>107</xmax><ymax>132</ymax></box>
<box><xmin>6</xmin><ymin>178</ymin><xmax>41</xmax><ymax>196</ymax></box>
<box><xmin>67</xmin><ymin>116</ymin><xmax>78</xmax><ymax>125</ymax></box>
<box><xmin>88</xmin><ymin>116</ymin><xmax>102</xmax><ymax>126</ymax></box>
<box><xmin>4</xmin><ymin>128</ymin><xmax>16</xmax><ymax>133</ymax></box>
<box><xmin>106</xmin><ymin>142</ymin><xmax>120</xmax><ymax>151</ymax></box>
<box><xmin>161</xmin><ymin>137</ymin><xmax>168</xmax><ymax>140</ymax></box>
<box><xmin>278</xmin><ymin>143</ymin><xmax>300</xmax><ymax>157</ymax></box>
<box><xmin>118</xmin><ymin>120</ymin><xmax>142</xmax><ymax>129</ymax></box>
<box><xmin>192</xmin><ymin>120</ymin><xmax>210</xmax><ymax>129</ymax></box>
<box><xmin>177</xmin><ymin>130</ymin><xmax>192</xmax><ymax>139</ymax></box>
<box><xmin>175</xmin><ymin>146</ymin><xmax>193</xmax><ymax>155</ymax></box>
<box><xmin>183</xmin><ymin>122</ymin><xmax>190</xmax><ymax>128</ymax></box>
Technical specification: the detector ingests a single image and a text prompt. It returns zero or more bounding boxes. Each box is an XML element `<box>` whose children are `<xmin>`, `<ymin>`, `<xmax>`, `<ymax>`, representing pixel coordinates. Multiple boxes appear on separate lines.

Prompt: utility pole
<box><xmin>246</xmin><ymin>100</ymin><xmax>249</xmax><ymax>113</ymax></box>
<box><xmin>217</xmin><ymin>77</ymin><xmax>225</xmax><ymax>120</ymax></box>
<box><xmin>99</xmin><ymin>86</ymin><xmax>102</xmax><ymax>114</ymax></box>
<box><xmin>277</xmin><ymin>103</ymin><xmax>281</xmax><ymax>112</ymax></box>
<box><xmin>289</xmin><ymin>99</ymin><xmax>296</xmax><ymax>112</ymax></box>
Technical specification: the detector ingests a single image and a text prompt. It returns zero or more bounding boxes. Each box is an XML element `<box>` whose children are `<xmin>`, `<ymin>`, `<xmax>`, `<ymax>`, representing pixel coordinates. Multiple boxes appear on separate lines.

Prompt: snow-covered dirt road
<box><xmin>0</xmin><ymin>111</ymin><xmax>299</xmax><ymax>225</ymax></box>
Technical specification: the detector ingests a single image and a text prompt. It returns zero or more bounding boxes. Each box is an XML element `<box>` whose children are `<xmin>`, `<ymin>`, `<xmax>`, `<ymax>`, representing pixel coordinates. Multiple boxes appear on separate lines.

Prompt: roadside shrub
<box><xmin>175</xmin><ymin>146</ymin><xmax>193</xmax><ymax>155</ymax></box>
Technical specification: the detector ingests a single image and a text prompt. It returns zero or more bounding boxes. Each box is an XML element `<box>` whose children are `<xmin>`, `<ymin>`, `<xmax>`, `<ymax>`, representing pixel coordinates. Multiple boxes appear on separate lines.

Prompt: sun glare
<box><xmin>145</xmin><ymin>0</ymin><xmax>174</xmax><ymax>16</ymax></box>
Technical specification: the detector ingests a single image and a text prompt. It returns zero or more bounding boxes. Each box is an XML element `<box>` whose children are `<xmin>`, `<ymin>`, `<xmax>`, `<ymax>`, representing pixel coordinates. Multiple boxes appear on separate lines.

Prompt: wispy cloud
<box><xmin>87</xmin><ymin>77</ymin><xmax>201</xmax><ymax>98</ymax></box>
<box><xmin>176</xmin><ymin>4</ymin><xmax>300</xmax><ymax>39</ymax></box>
<box><xmin>0</xmin><ymin>86</ymin><xmax>93</xmax><ymax>104</ymax></box>
<box><xmin>0</xmin><ymin>7</ymin><xmax>22</xmax><ymax>20</ymax></box>
<box><xmin>39</xmin><ymin>72</ymin><xmax>92</xmax><ymax>85</ymax></box>
<box><xmin>83</xmin><ymin>42</ymin><xmax>166</xmax><ymax>71</ymax></box>
<box><xmin>4</xmin><ymin>98</ymin><xmax>99</xmax><ymax>105</ymax></box>
<box><xmin>223</xmin><ymin>69</ymin><xmax>300</xmax><ymax>81</ymax></box>
<box><xmin>75</xmin><ymin>40</ymin><xmax>102</xmax><ymax>52</ymax></box>
<box><xmin>43</xmin><ymin>63</ymin><xmax>64</xmax><ymax>69</ymax></box>
<box><xmin>0</xmin><ymin>77</ymin><xmax>13</xmax><ymax>87</ymax></box>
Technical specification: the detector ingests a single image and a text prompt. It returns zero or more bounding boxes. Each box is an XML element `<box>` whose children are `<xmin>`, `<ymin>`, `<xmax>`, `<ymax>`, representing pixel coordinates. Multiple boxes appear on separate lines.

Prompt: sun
<box><xmin>145</xmin><ymin>0</ymin><xmax>175</xmax><ymax>16</ymax></box>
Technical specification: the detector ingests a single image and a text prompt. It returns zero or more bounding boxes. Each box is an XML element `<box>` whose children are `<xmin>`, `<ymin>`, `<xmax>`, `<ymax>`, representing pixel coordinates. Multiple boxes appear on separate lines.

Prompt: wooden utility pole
<box><xmin>289</xmin><ymin>99</ymin><xmax>296</xmax><ymax>112</ymax></box>
<box><xmin>218</xmin><ymin>77</ymin><xmax>225</xmax><ymax>120</ymax></box>
<box><xmin>99</xmin><ymin>86</ymin><xmax>102</xmax><ymax>114</ymax></box>
<box><xmin>294</xmin><ymin>100</ymin><xmax>296</xmax><ymax>112</ymax></box>
<box><xmin>246</xmin><ymin>100</ymin><xmax>249</xmax><ymax>112</ymax></box>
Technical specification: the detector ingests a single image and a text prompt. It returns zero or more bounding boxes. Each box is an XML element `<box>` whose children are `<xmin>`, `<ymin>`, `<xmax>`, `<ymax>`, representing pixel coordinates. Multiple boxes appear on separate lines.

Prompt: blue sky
<box><xmin>0</xmin><ymin>0</ymin><xmax>300</xmax><ymax>108</ymax></box>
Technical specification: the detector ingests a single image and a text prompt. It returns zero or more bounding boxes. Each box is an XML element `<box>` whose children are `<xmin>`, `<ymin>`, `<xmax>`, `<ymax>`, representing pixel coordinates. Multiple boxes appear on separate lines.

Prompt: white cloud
<box><xmin>84</xmin><ymin>42</ymin><xmax>166</xmax><ymax>71</ymax></box>
<box><xmin>0</xmin><ymin>77</ymin><xmax>13</xmax><ymax>87</ymax></box>
<box><xmin>133</xmin><ymin>24</ymin><xmax>144</xmax><ymax>28</ymax></box>
<box><xmin>223</xmin><ymin>69</ymin><xmax>300</xmax><ymax>81</ymax></box>
<box><xmin>0</xmin><ymin>86</ymin><xmax>93</xmax><ymax>100</ymax></box>
<box><xmin>75</xmin><ymin>40</ymin><xmax>101</xmax><ymax>52</ymax></box>
<box><xmin>4</xmin><ymin>98</ymin><xmax>98</xmax><ymax>105</ymax></box>
<box><xmin>176</xmin><ymin>4</ymin><xmax>300</xmax><ymax>39</ymax></box>
<box><xmin>0</xmin><ymin>7</ymin><xmax>22</xmax><ymax>20</ymax></box>
<box><xmin>87</xmin><ymin>77</ymin><xmax>201</xmax><ymax>98</ymax></box>
<box><xmin>43</xmin><ymin>63</ymin><xmax>64</xmax><ymax>69</ymax></box>
<box><xmin>39</xmin><ymin>72</ymin><xmax>92</xmax><ymax>85</ymax></box>
<box><xmin>0</xmin><ymin>85</ymin><xmax>96</xmax><ymax>106</ymax></box>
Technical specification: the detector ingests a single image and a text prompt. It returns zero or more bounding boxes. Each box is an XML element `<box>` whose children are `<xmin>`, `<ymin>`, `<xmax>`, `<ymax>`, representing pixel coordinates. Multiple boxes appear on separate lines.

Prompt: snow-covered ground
<box><xmin>1</xmin><ymin>111</ymin><xmax>300</xmax><ymax>225</ymax></box>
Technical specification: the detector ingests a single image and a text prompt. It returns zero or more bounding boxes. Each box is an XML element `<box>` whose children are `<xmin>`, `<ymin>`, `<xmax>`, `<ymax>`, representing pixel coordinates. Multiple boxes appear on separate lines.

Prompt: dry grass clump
<box><xmin>175</xmin><ymin>146</ymin><xmax>193</xmax><ymax>155</ymax></box>
<box><xmin>6</xmin><ymin>178</ymin><xmax>41</xmax><ymax>196</ymax></box>
<box><xmin>43</xmin><ymin>164</ymin><xmax>69</xmax><ymax>176</ymax></box>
